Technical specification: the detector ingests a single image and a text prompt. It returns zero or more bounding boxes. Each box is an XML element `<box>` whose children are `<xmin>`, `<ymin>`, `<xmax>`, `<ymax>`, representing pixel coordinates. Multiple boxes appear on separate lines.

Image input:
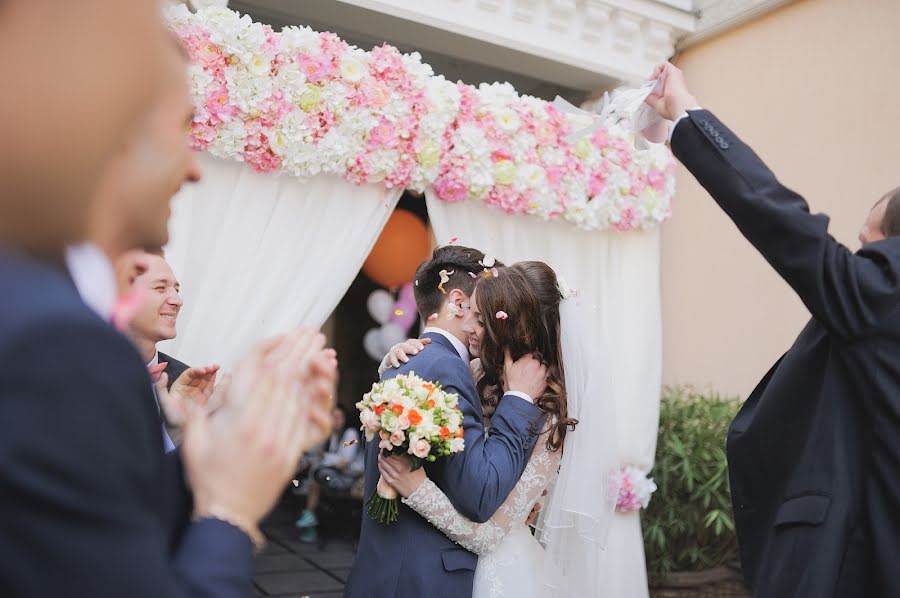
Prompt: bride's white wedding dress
<box><xmin>403</xmin><ymin>422</ymin><xmax>560</xmax><ymax>598</ymax></box>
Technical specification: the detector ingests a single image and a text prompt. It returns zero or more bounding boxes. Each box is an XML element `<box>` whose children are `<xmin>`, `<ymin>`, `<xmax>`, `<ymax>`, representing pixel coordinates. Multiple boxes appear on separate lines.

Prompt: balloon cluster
<box><xmin>363</xmin><ymin>282</ymin><xmax>418</xmax><ymax>361</ymax></box>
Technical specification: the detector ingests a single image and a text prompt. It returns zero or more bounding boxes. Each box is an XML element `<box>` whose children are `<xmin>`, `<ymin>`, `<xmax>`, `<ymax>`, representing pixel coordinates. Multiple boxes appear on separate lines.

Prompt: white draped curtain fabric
<box><xmin>159</xmin><ymin>153</ymin><xmax>402</xmax><ymax>369</ymax></box>
<box><xmin>426</xmin><ymin>190</ymin><xmax>661</xmax><ymax>597</ymax></box>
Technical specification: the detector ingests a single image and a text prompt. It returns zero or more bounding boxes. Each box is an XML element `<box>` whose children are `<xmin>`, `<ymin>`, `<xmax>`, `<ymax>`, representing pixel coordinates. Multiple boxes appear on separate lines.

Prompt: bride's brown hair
<box><xmin>475</xmin><ymin>261</ymin><xmax>576</xmax><ymax>451</ymax></box>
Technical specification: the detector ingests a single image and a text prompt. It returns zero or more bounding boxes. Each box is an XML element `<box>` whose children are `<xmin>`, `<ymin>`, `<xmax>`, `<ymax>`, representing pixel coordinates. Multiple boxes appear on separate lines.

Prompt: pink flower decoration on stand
<box><xmin>615</xmin><ymin>465</ymin><xmax>657</xmax><ymax>513</ymax></box>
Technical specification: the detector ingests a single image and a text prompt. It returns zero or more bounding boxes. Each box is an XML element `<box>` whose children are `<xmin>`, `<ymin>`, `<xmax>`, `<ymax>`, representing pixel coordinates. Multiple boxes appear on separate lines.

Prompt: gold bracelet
<box><xmin>193</xmin><ymin>505</ymin><xmax>267</xmax><ymax>555</ymax></box>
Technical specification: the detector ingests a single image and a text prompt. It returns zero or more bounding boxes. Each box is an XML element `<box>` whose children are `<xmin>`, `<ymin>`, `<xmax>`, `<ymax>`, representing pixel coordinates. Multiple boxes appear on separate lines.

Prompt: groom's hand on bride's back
<box><xmin>503</xmin><ymin>351</ymin><xmax>548</xmax><ymax>401</ymax></box>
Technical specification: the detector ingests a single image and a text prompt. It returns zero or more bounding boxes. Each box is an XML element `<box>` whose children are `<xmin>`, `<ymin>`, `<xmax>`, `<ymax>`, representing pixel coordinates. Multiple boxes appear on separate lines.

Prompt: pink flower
<box><xmin>411</xmin><ymin>439</ymin><xmax>431</xmax><ymax>459</ymax></box>
<box><xmin>190</xmin><ymin>121</ymin><xmax>217</xmax><ymax>151</ymax></box>
<box><xmin>647</xmin><ymin>168</ymin><xmax>667</xmax><ymax>192</ymax></box>
<box><xmin>591</xmin><ymin>127</ymin><xmax>610</xmax><ymax>149</ymax></box>
<box><xmin>367</xmin><ymin>118</ymin><xmax>398</xmax><ymax>148</ymax></box>
<box><xmin>355</xmin><ymin>79</ymin><xmax>392</xmax><ymax>109</ymax></box>
<box><xmin>433</xmin><ymin>177</ymin><xmax>468</xmax><ymax>203</ymax></box>
<box><xmin>613</xmin><ymin>207</ymin><xmax>637</xmax><ymax>232</ymax></box>
<box><xmin>397</xmin><ymin>414</ymin><xmax>411</xmax><ymax>430</ymax></box>
<box><xmin>205</xmin><ymin>84</ymin><xmax>238</xmax><ymax>124</ymax></box>
<box><xmin>495</xmin><ymin>311</ymin><xmax>508</xmax><ymax>320</ymax></box>
<box><xmin>587</xmin><ymin>171</ymin><xmax>607</xmax><ymax>197</ymax></box>
<box><xmin>297</xmin><ymin>54</ymin><xmax>334</xmax><ymax>84</ymax></box>
<box><xmin>389</xmin><ymin>430</ymin><xmax>405</xmax><ymax>446</ymax></box>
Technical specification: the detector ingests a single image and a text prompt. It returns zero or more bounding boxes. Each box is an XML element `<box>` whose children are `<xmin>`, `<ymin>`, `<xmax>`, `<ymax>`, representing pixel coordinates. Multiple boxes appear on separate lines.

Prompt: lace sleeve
<box><xmin>402</xmin><ymin>435</ymin><xmax>560</xmax><ymax>555</ymax></box>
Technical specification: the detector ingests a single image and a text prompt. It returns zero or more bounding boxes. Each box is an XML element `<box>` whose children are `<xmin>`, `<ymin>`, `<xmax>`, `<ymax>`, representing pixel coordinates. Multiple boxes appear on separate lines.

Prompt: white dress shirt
<box><xmin>422</xmin><ymin>327</ymin><xmax>533</xmax><ymax>404</ymax></box>
<box><xmin>65</xmin><ymin>243</ymin><xmax>117</xmax><ymax>320</ymax></box>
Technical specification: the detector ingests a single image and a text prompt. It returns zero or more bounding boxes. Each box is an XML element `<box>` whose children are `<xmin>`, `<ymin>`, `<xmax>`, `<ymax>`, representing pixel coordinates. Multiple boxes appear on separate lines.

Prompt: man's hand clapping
<box><xmin>179</xmin><ymin>327</ymin><xmax>339</xmax><ymax>543</ymax></box>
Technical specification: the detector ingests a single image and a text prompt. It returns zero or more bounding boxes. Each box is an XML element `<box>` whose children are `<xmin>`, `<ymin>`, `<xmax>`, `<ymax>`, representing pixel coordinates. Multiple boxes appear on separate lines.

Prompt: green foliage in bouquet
<box><xmin>642</xmin><ymin>386</ymin><xmax>742</xmax><ymax>580</ymax></box>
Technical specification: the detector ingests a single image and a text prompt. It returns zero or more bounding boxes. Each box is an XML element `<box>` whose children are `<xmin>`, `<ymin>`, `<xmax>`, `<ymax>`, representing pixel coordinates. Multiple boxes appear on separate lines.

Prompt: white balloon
<box><xmin>363</xmin><ymin>328</ymin><xmax>384</xmax><ymax>361</ymax></box>
<box><xmin>366</xmin><ymin>290</ymin><xmax>394</xmax><ymax>325</ymax></box>
<box><xmin>379</xmin><ymin>323</ymin><xmax>407</xmax><ymax>351</ymax></box>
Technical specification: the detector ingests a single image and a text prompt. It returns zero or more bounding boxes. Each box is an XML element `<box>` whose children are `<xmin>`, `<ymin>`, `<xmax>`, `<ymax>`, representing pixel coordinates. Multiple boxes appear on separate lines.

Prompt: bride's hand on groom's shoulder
<box><xmin>503</xmin><ymin>351</ymin><xmax>548</xmax><ymax>401</ymax></box>
<box><xmin>378</xmin><ymin>453</ymin><xmax>426</xmax><ymax>498</ymax></box>
<box><xmin>378</xmin><ymin>338</ymin><xmax>432</xmax><ymax>375</ymax></box>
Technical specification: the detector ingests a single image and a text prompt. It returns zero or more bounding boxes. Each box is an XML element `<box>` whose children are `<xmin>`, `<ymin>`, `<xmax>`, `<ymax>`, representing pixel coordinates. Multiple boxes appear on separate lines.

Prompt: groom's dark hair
<box><xmin>412</xmin><ymin>245</ymin><xmax>502</xmax><ymax>320</ymax></box>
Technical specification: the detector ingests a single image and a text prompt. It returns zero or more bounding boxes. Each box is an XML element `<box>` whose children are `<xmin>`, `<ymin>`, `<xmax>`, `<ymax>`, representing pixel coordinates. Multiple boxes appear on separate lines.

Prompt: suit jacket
<box><xmin>345</xmin><ymin>332</ymin><xmax>544</xmax><ymax>598</ymax></box>
<box><xmin>0</xmin><ymin>251</ymin><xmax>254</xmax><ymax>597</ymax></box>
<box><xmin>159</xmin><ymin>351</ymin><xmax>189</xmax><ymax>391</ymax></box>
<box><xmin>671</xmin><ymin>111</ymin><xmax>900</xmax><ymax>597</ymax></box>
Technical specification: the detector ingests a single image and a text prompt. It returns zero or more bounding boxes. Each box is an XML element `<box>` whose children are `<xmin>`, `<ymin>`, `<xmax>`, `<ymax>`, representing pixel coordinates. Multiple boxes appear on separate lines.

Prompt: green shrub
<box><xmin>642</xmin><ymin>386</ymin><xmax>742</xmax><ymax>580</ymax></box>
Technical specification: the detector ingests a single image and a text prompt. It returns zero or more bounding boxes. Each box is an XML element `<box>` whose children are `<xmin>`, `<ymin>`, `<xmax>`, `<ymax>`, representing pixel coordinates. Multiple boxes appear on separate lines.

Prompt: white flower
<box><xmin>339</xmin><ymin>53</ymin><xmax>368</xmax><ymax>84</ymax></box>
<box><xmin>449</xmin><ymin>437</ymin><xmax>465</xmax><ymax>453</ymax></box>
<box><xmin>447</xmin><ymin>411</ymin><xmax>461</xmax><ymax>429</ymax></box>
<box><xmin>495</xmin><ymin>108</ymin><xmax>520</xmax><ymax>133</ymax></box>
<box><xmin>411</xmin><ymin>439</ymin><xmax>431</xmax><ymax>458</ymax></box>
<box><xmin>247</xmin><ymin>54</ymin><xmax>271</xmax><ymax>76</ymax></box>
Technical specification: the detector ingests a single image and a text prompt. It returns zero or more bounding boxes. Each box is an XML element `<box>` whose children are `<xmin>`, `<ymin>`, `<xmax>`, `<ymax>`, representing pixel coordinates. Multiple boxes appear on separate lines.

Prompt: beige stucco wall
<box><xmin>662</xmin><ymin>0</ymin><xmax>900</xmax><ymax>397</ymax></box>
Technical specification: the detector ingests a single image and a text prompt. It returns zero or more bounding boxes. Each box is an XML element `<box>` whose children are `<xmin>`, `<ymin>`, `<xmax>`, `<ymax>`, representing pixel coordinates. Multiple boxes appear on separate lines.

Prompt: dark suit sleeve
<box><xmin>429</xmin><ymin>355</ymin><xmax>544</xmax><ymax>523</ymax></box>
<box><xmin>0</xmin><ymin>320</ymin><xmax>253</xmax><ymax>598</ymax></box>
<box><xmin>671</xmin><ymin>110</ymin><xmax>900</xmax><ymax>339</ymax></box>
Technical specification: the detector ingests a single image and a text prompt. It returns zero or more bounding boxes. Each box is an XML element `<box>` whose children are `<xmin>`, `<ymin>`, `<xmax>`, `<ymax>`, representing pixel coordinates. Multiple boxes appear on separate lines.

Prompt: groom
<box><xmin>345</xmin><ymin>245</ymin><xmax>548</xmax><ymax>598</ymax></box>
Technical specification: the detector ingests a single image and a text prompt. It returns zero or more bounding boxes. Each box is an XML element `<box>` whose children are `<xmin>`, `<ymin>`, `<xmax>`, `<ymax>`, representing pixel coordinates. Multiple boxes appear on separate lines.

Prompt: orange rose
<box><xmin>427</xmin><ymin>399</ymin><xmax>435</xmax><ymax>409</ymax></box>
<box><xmin>455</xmin><ymin>428</ymin><xmax>464</xmax><ymax>438</ymax></box>
<box><xmin>374</xmin><ymin>404</ymin><xmax>386</xmax><ymax>415</ymax></box>
<box><xmin>440</xmin><ymin>427</ymin><xmax>450</xmax><ymax>438</ymax></box>
<box><xmin>422</xmin><ymin>383</ymin><xmax>435</xmax><ymax>396</ymax></box>
<box><xmin>391</xmin><ymin>404</ymin><xmax>404</xmax><ymax>416</ymax></box>
<box><xmin>408</xmin><ymin>409</ymin><xmax>423</xmax><ymax>426</ymax></box>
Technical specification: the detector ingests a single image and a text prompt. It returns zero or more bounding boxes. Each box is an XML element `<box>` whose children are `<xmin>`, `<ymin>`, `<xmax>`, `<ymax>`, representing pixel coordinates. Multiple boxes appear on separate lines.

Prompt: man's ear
<box><xmin>446</xmin><ymin>288</ymin><xmax>469</xmax><ymax>318</ymax></box>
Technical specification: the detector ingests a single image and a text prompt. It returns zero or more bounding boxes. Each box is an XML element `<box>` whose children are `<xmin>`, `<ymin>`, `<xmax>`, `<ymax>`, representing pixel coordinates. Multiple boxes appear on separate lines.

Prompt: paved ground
<box><xmin>253</xmin><ymin>496</ymin><xmax>359</xmax><ymax>598</ymax></box>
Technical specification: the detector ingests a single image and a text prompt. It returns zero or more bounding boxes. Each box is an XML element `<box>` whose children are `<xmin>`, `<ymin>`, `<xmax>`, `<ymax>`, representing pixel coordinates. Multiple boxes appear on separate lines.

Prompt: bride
<box><xmin>377</xmin><ymin>261</ymin><xmax>619</xmax><ymax>597</ymax></box>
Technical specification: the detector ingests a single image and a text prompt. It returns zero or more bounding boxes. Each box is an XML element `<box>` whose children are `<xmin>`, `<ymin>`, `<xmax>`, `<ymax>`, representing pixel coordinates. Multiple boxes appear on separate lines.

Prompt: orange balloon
<box><xmin>363</xmin><ymin>209</ymin><xmax>431</xmax><ymax>289</ymax></box>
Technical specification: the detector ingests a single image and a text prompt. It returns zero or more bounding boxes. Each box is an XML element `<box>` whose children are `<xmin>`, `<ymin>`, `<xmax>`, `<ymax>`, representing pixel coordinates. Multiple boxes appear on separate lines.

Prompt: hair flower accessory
<box><xmin>495</xmin><ymin>310</ymin><xmax>508</xmax><ymax>320</ymax></box>
<box><xmin>556</xmin><ymin>275</ymin><xmax>578</xmax><ymax>300</ymax></box>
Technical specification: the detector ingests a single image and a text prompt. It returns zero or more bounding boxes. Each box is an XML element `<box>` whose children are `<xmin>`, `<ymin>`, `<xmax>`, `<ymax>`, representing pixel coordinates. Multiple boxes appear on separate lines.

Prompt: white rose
<box><xmin>495</xmin><ymin>108</ymin><xmax>520</xmax><ymax>133</ymax></box>
<box><xmin>411</xmin><ymin>439</ymin><xmax>431</xmax><ymax>459</ymax></box>
<box><xmin>248</xmin><ymin>54</ymin><xmax>271</xmax><ymax>76</ymax></box>
<box><xmin>447</xmin><ymin>412</ymin><xmax>461</xmax><ymax>429</ymax></box>
<box><xmin>339</xmin><ymin>54</ymin><xmax>368</xmax><ymax>84</ymax></box>
<box><xmin>381</xmin><ymin>412</ymin><xmax>399</xmax><ymax>433</ymax></box>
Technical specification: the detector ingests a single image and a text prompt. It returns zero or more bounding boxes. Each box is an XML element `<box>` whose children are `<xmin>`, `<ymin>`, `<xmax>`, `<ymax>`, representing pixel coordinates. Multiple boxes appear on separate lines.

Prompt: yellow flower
<box><xmin>574</xmin><ymin>138</ymin><xmax>593</xmax><ymax>159</ymax></box>
<box><xmin>417</xmin><ymin>141</ymin><xmax>441</xmax><ymax>168</ymax></box>
<box><xmin>299</xmin><ymin>84</ymin><xmax>322</xmax><ymax>111</ymax></box>
<box><xmin>493</xmin><ymin>160</ymin><xmax>516</xmax><ymax>185</ymax></box>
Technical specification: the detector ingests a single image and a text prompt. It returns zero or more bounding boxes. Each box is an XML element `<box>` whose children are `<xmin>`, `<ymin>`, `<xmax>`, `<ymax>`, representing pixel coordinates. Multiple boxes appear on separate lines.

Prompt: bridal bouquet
<box><xmin>357</xmin><ymin>372</ymin><xmax>465</xmax><ymax>524</ymax></box>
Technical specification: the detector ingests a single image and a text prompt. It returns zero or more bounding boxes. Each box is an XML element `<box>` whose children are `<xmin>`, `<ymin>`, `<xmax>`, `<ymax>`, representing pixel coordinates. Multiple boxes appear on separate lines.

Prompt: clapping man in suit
<box><xmin>644</xmin><ymin>62</ymin><xmax>900</xmax><ymax>597</ymax></box>
<box><xmin>0</xmin><ymin>4</ymin><xmax>339</xmax><ymax>597</ymax></box>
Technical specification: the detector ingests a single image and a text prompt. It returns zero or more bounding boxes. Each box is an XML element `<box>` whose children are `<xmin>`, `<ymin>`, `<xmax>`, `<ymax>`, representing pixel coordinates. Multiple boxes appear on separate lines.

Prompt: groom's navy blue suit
<box><xmin>345</xmin><ymin>331</ymin><xmax>544</xmax><ymax>598</ymax></box>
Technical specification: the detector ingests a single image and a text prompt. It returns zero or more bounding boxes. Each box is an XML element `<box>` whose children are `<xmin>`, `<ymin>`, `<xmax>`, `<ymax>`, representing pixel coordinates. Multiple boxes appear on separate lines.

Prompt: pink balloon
<box><xmin>388</xmin><ymin>282</ymin><xmax>417</xmax><ymax>332</ymax></box>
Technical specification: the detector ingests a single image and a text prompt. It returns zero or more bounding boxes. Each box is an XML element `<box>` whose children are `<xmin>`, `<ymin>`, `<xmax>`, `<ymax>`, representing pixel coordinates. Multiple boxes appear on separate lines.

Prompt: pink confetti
<box><xmin>491</xmin><ymin>267</ymin><xmax>499</xmax><ymax>278</ymax></box>
<box><xmin>449</xmin><ymin>236</ymin><xmax>459</xmax><ymax>245</ymax></box>
<box><xmin>495</xmin><ymin>311</ymin><xmax>508</xmax><ymax>320</ymax></box>
<box><xmin>427</xmin><ymin>313</ymin><xmax>439</xmax><ymax>321</ymax></box>
<box><xmin>468</xmin><ymin>271</ymin><xmax>478</xmax><ymax>279</ymax></box>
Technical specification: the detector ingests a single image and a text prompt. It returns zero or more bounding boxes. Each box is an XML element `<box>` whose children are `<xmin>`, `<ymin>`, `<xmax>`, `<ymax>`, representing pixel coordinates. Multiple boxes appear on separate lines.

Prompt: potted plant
<box><xmin>643</xmin><ymin>386</ymin><xmax>747</xmax><ymax>597</ymax></box>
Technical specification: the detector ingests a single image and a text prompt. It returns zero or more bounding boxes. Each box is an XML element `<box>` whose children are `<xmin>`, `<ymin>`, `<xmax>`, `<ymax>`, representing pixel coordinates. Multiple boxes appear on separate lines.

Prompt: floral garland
<box><xmin>166</xmin><ymin>5</ymin><xmax>676</xmax><ymax>232</ymax></box>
